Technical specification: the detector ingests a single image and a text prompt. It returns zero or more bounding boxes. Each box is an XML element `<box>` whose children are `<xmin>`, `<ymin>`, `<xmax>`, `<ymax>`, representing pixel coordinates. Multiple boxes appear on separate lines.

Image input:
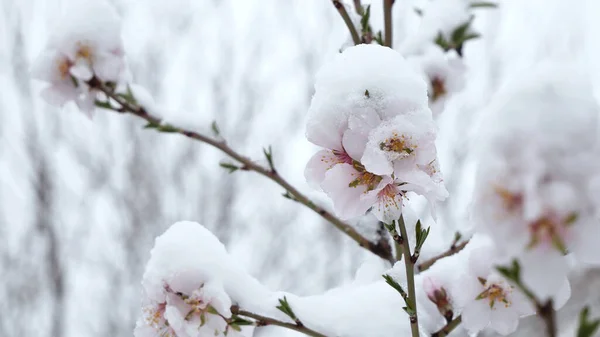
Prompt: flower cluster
<box><xmin>135</xmin><ymin>274</ymin><xmax>239</xmax><ymax>337</ymax></box>
<box><xmin>31</xmin><ymin>0</ymin><xmax>126</xmax><ymax>116</ymax></box>
<box><xmin>134</xmin><ymin>222</ymin><xmax>255</xmax><ymax>337</ymax></box>
<box><xmin>305</xmin><ymin>44</ymin><xmax>448</xmax><ymax>224</ymax></box>
<box><xmin>471</xmin><ymin>64</ymin><xmax>600</xmax><ymax>299</ymax></box>
<box><xmin>415</xmin><ymin>238</ymin><xmax>536</xmax><ymax>336</ymax></box>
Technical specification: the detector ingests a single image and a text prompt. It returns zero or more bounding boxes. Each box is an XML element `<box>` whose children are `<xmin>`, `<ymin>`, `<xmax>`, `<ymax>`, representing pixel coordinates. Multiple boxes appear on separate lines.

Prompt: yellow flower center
<box><xmin>494</xmin><ymin>186</ymin><xmax>523</xmax><ymax>212</ymax></box>
<box><xmin>76</xmin><ymin>43</ymin><xmax>93</xmax><ymax>60</ymax></box>
<box><xmin>379</xmin><ymin>132</ymin><xmax>415</xmax><ymax>155</ymax></box>
<box><xmin>476</xmin><ymin>278</ymin><xmax>511</xmax><ymax>309</ymax></box>
<box><xmin>57</xmin><ymin>58</ymin><xmax>73</xmax><ymax>79</ymax></box>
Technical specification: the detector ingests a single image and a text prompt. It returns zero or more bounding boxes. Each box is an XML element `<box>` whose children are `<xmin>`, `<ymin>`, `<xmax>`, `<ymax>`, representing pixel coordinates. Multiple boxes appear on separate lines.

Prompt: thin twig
<box><xmin>538</xmin><ymin>300</ymin><xmax>557</xmax><ymax>337</ymax></box>
<box><xmin>398</xmin><ymin>215</ymin><xmax>420</xmax><ymax>337</ymax></box>
<box><xmin>231</xmin><ymin>306</ymin><xmax>327</xmax><ymax>337</ymax></box>
<box><xmin>332</xmin><ymin>0</ymin><xmax>361</xmax><ymax>45</ymax></box>
<box><xmin>383</xmin><ymin>0</ymin><xmax>394</xmax><ymax>47</ymax></box>
<box><xmin>353</xmin><ymin>0</ymin><xmax>364</xmax><ymax>15</ymax></box>
<box><xmin>417</xmin><ymin>240</ymin><xmax>470</xmax><ymax>272</ymax></box>
<box><xmin>87</xmin><ymin>77</ymin><xmax>393</xmax><ymax>263</ymax></box>
<box><xmin>431</xmin><ymin>315</ymin><xmax>462</xmax><ymax>337</ymax></box>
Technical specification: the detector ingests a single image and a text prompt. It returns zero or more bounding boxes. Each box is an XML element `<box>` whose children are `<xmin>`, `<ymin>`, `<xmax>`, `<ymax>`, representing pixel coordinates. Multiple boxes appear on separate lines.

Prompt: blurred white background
<box><xmin>1</xmin><ymin>0</ymin><xmax>599</xmax><ymax>336</ymax></box>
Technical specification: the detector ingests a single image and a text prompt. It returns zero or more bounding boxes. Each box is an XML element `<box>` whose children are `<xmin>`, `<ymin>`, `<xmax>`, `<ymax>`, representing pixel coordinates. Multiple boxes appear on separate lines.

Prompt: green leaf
<box><xmin>460</xmin><ymin>32</ymin><xmax>481</xmax><ymax>44</ymax></box>
<box><xmin>375</xmin><ymin>31</ymin><xmax>384</xmax><ymax>45</ymax></box>
<box><xmin>143</xmin><ymin>121</ymin><xmax>160</xmax><ymax>129</ymax></box>
<box><xmin>230</xmin><ymin>316</ymin><xmax>254</xmax><ymax>326</ymax></box>
<box><xmin>434</xmin><ymin>32</ymin><xmax>450</xmax><ymax>51</ymax></box>
<box><xmin>469</xmin><ymin>2</ymin><xmax>498</xmax><ymax>9</ymax></box>
<box><xmin>276</xmin><ymin>296</ymin><xmax>298</xmax><ymax>321</ymax></box>
<box><xmin>207</xmin><ymin>306</ymin><xmax>219</xmax><ymax>315</ymax></box>
<box><xmin>577</xmin><ymin>306</ymin><xmax>600</xmax><ymax>337</ymax></box>
<box><xmin>211</xmin><ymin>121</ymin><xmax>220</xmax><ymax>136</ymax></box>
<box><xmin>453</xmin><ymin>232</ymin><xmax>462</xmax><ymax>243</ymax></box>
<box><xmin>263</xmin><ymin>146</ymin><xmax>275</xmax><ymax>171</ymax></box>
<box><xmin>360</xmin><ymin>5</ymin><xmax>371</xmax><ymax>32</ymax></box>
<box><xmin>414</xmin><ymin>220</ymin><xmax>430</xmax><ymax>251</ymax></box>
<box><xmin>156</xmin><ymin>124</ymin><xmax>179</xmax><ymax>133</ymax></box>
<box><xmin>94</xmin><ymin>100</ymin><xmax>112</xmax><ymax>110</ymax></box>
<box><xmin>383</xmin><ymin>274</ymin><xmax>406</xmax><ymax>297</ymax></box>
<box><xmin>496</xmin><ymin>259</ymin><xmax>521</xmax><ymax>283</ymax></box>
<box><xmin>220</xmin><ymin>162</ymin><xmax>240</xmax><ymax>174</ymax></box>
<box><xmin>451</xmin><ymin>20</ymin><xmax>473</xmax><ymax>44</ymax></box>
<box><xmin>565</xmin><ymin>212</ymin><xmax>579</xmax><ymax>226</ymax></box>
<box><xmin>117</xmin><ymin>85</ymin><xmax>138</xmax><ymax>105</ymax></box>
<box><xmin>383</xmin><ymin>220</ymin><xmax>396</xmax><ymax>233</ymax></box>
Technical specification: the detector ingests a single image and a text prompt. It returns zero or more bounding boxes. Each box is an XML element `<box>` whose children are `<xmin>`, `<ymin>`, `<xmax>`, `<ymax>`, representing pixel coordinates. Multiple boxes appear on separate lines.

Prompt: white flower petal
<box><xmin>461</xmin><ymin>299</ymin><xmax>491</xmax><ymax>333</ymax></box>
<box><xmin>321</xmin><ymin>163</ymin><xmax>375</xmax><ymax>220</ymax></box>
<box><xmin>520</xmin><ymin>249</ymin><xmax>568</xmax><ymax>300</ymax></box>
<box><xmin>489</xmin><ymin>306</ymin><xmax>519</xmax><ymax>335</ymax></box>
<box><xmin>70</xmin><ymin>58</ymin><xmax>93</xmax><ymax>81</ymax></box>
<box><xmin>304</xmin><ymin>150</ymin><xmax>343</xmax><ymax>190</ymax></box>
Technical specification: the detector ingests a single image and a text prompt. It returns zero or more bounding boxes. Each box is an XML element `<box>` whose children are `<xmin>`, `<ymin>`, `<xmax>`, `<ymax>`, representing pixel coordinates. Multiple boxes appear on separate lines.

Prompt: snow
<box><xmin>306</xmin><ymin>44</ymin><xmax>428</xmax><ymax>151</ymax></box>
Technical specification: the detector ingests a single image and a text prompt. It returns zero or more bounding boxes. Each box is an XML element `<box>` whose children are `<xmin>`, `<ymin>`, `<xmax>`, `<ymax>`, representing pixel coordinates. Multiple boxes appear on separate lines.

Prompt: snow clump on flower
<box><xmin>134</xmin><ymin>222</ymin><xmax>252</xmax><ymax>337</ymax></box>
<box><xmin>31</xmin><ymin>0</ymin><xmax>126</xmax><ymax>116</ymax></box>
<box><xmin>304</xmin><ymin>44</ymin><xmax>448</xmax><ymax>224</ymax></box>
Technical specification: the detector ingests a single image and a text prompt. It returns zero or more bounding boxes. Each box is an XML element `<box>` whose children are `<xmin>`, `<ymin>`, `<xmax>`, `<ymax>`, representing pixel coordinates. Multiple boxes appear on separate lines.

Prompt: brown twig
<box><xmin>537</xmin><ymin>300</ymin><xmax>557</xmax><ymax>337</ymax></box>
<box><xmin>88</xmin><ymin>77</ymin><xmax>394</xmax><ymax>263</ymax></box>
<box><xmin>417</xmin><ymin>239</ymin><xmax>470</xmax><ymax>272</ymax></box>
<box><xmin>353</xmin><ymin>0</ymin><xmax>364</xmax><ymax>15</ymax></box>
<box><xmin>431</xmin><ymin>315</ymin><xmax>462</xmax><ymax>337</ymax></box>
<box><xmin>332</xmin><ymin>0</ymin><xmax>361</xmax><ymax>45</ymax></box>
<box><xmin>231</xmin><ymin>306</ymin><xmax>327</xmax><ymax>337</ymax></box>
<box><xmin>383</xmin><ymin>0</ymin><xmax>394</xmax><ymax>47</ymax></box>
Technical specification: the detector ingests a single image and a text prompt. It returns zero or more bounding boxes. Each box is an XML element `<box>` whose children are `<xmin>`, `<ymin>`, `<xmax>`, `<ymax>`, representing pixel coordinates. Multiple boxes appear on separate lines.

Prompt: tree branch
<box><xmin>417</xmin><ymin>239</ymin><xmax>469</xmax><ymax>272</ymax></box>
<box><xmin>431</xmin><ymin>315</ymin><xmax>462</xmax><ymax>337</ymax></box>
<box><xmin>332</xmin><ymin>0</ymin><xmax>361</xmax><ymax>45</ymax></box>
<box><xmin>231</xmin><ymin>306</ymin><xmax>327</xmax><ymax>337</ymax></box>
<box><xmin>398</xmin><ymin>215</ymin><xmax>420</xmax><ymax>337</ymax></box>
<box><xmin>87</xmin><ymin>77</ymin><xmax>393</xmax><ymax>263</ymax></box>
<box><xmin>383</xmin><ymin>0</ymin><xmax>394</xmax><ymax>47</ymax></box>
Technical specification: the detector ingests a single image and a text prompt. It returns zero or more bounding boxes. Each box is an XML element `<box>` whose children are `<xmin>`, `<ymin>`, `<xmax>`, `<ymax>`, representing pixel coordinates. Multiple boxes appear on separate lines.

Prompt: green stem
<box><xmin>398</xmin><ymin>215</ymin><xmax>420</xmax><ymax>337</ymax></box>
